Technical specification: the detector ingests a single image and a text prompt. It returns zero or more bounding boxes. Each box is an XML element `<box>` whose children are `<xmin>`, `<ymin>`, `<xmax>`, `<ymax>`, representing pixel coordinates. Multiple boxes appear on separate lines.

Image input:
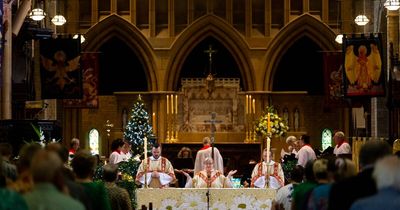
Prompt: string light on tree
<box><xmin>124</xmin><ymin>95</ymin><xmax>153</xmax><ymax>157</ymax></box>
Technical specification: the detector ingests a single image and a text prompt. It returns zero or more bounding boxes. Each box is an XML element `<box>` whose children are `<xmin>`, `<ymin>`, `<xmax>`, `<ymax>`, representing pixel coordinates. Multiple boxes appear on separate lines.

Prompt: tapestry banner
<box><xmin>63</xmin><ymin>53</ymin><xmax>99</xmax><ymax>108</ymax></box>
<box><xmin>323</xmin><ymin>51</ymin><xmax>345</xmax><ymax>108</ymax></box>
<box><xmin>343</xmin><ymin>35</ymin><xmax>385</xmax><ymax>97</ymax></box>
<box><xmin>39</xmin><ymin>38</ymin><xmax>82</xmax><ymax>99</ymax></box>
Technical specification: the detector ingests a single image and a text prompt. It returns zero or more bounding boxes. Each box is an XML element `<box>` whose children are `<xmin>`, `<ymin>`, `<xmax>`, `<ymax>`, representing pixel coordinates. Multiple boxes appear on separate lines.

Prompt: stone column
<box><xmin>2</xmin><ymin>4</ymin><xmax>12</xmax><ymax>119</ymax></box>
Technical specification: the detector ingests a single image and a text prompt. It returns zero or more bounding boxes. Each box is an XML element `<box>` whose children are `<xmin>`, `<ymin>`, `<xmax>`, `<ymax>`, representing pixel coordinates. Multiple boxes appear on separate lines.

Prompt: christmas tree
<box><xmin>123</xmin><ymin>96</ymin><xmax>153</xmax><ymax>156</ymax></box>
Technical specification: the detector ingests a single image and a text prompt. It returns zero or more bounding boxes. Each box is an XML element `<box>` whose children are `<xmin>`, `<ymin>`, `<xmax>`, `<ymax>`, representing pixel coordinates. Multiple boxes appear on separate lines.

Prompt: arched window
<box><xmin>89</xmin><ymin>128</ymin><xmax>100</xmax><ymax>155</ymax></box>
<box><xmin>321</xmin><ymin>129</ymin><xmax>332</xmax><ymax>151</ymax></box>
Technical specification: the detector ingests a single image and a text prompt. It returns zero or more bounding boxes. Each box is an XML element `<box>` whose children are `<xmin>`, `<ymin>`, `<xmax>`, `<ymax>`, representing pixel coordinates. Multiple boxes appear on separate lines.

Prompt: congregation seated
<box><xmin>24</xmin><ymin>150</ymin><xmax>85</xmax><ymax>210</ymax></box>
<box><xmin>181</xmin><ymin>157</ymin><xmax>236</xmax><ymax>188</ymax></box>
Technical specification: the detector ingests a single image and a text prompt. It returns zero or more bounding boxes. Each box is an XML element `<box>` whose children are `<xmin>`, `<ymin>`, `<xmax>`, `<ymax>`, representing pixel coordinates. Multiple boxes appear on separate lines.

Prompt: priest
<box><xmin>251</xmin><ymin>148</ymin><xmax>284</xmax><ymax>189</ymax></box>
<box><xmin>135</xmin><ymin>143</ymin><xmax>176</xmax><ymax>188</ymax></box>
<box><xmin>194</xmin><ymin>137</ymin><xmax>224</xmax><ymax>174</ymax></box>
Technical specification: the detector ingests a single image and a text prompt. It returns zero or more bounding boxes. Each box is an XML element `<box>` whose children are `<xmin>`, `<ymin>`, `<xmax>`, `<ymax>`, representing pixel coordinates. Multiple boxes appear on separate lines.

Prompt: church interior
<box><xmin>1</xmin><ymin>0</ymin><xmax>400</xmax><ymax>209</ymax></box>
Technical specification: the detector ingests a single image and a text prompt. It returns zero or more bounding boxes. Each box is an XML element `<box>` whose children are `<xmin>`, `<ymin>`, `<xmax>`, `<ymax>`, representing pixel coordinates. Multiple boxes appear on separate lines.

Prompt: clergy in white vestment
<box><xmin>296</xmin><ymin>135</ymin><xmax>316</xmax><ymax>167</ymax></box>
<box><xmin>182</xmin><ymin>157</ymin><xmax>236</xmax><ymax>188</ymax></box>
<box><xmin>108</xmin><ymin>139</ymin><xmax>125</xmax><ymax>164</ymax></box>
<box><xmin>194</xmin><ymin>137</ymin><xmax>224</xmax><ymax>174</ymax></box>
<box><xmin>251</xmin><ymin>148</ymin><xmax>285</xmax><ymax>189</ymax></box>
<box><xmin>135</xmin><ymin>144</ymin><xmax>176</xmax><ymax>188</ymax></box>
<box><xmin>333</xmin><ymin>131</ymin><xmax>351</xmax><ymax>156</ymax></box>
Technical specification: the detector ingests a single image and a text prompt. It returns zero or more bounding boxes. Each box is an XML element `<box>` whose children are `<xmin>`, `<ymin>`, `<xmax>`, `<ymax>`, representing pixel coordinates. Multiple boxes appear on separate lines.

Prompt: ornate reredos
<box><xmin>179</xmin><ymin>78</ymin><xmax>244</xmax><ymax>133</ymax></box>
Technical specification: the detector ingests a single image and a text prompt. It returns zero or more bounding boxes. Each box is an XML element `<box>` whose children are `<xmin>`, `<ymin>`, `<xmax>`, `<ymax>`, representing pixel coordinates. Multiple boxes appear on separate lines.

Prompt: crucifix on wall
<box><xmin>204</xmin><ymin>45</ymin><xmax>217</xmax><ymax>95</ymax></box>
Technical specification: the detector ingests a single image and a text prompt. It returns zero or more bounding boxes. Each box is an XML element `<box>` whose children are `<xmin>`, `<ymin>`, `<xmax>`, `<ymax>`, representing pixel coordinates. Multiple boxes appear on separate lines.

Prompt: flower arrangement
<box><xmin>255</xmin><ymin>106</ymin><xmax>289</xmax><ymax>138</ymax></box>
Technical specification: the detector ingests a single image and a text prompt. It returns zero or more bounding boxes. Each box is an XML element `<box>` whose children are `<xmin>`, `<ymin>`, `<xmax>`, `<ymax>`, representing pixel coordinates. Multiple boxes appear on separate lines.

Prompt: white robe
<box><xmin>251</xmin><ymin>160</ymin><xmax>285</xmax><ymax>189</ymax></box>
<box><xmin>136</xmin><ymin>156</ymin><xmax>175</xmax><ymax>188</ymax></box>
<box><xmin>333</xmin><ymin>142</ymin><xmax>351</xmax><ymax>156</ymax></box>
<box><xmin>194</xmin><ymin>147</ymin><xmax>224</xmax><ymax>174</ymax></box>
<box><xmin>185</xmin><ymin>170</ymin><xmax>232</xmax><ymax>188</ymax></box>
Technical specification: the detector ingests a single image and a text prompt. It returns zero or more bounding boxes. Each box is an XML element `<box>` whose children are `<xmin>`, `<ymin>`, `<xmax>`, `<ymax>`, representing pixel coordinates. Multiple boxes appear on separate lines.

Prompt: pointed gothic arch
<box><xmin>167</xmin><ymin>15</ymin><xmax>254</xmax><ymax>91</ymax></box>
<box><xmin>83</xmin><ymin>14</ymin><xmax>158</xmax><ymax>91</ymax></box>
<box><xmin>263</xmin><ymin>14</ymin><xmax>338</xmax><ymax>91</ymax></box>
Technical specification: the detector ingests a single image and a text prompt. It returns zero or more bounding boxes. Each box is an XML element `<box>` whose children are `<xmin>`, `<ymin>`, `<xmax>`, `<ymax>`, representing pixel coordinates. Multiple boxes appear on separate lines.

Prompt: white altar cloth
<box><xmin>137</xmin><ymin>188</ymin><xmax>276</xmax><ymax>210</ymax></box>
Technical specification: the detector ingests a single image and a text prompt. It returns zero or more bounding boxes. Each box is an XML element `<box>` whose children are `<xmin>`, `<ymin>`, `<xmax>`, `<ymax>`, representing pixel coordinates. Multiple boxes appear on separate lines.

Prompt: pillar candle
<box><xmin>175</xmin><ymin>95</ymin><xmax>178</xmax><ymax>114</ymax></box>
<box><xmin>249</xmin><ymin>95</ymin><xmax>252</xmax><ymax>114</ymax></box>
<box><xmin>152</xmin><ymin>112</ymin><xmax>156</xmax><ymax>133</ymax></box>
<box><xmin>245</xmin><ymin>95</ymin><xmax>248</xmax><ymax>114</ymax></box>
<box><xmin>266</xmin><ymin>137</ymin><xmax>271</xmax><ymax>163</ymax></box>
<box><xmin>166</xmin><ymin>95</ymin><xmax>169</xmax><ymax>114</ymax></box>
<box><xmin>144</xmin><ymin>137</ymin><xmax>148</xmax><ymax>161</ymax></box>
<box><xmin>267</xmin><ymin>113</ymin><xmax>271</xmax><ymax>133</ymax></box>
<box><xmin>170</xmin><ymin>94</ymin><xmax>174</xmax><ymax>114</ymax></box>
<box><xmin>252</xmin><ymin>99</ymin><xmax>255</xmax><ymax>114</ymax></box>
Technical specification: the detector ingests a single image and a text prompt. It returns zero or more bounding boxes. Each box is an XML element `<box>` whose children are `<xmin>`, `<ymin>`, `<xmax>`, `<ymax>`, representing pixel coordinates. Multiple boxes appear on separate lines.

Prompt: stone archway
<box><xmin>167</xmin><ymin>15</ymin><xmax>255</xmax><ymax>91</ymax></box>
<box><xmin>83</xmin><ymin>14</ymin><xmax>158</xmax><ymax>91</ymax></box>
<box><xmin>263</xmin><ymin>14</ymin><xmax>338</xmax><ymax>91</ymax></box>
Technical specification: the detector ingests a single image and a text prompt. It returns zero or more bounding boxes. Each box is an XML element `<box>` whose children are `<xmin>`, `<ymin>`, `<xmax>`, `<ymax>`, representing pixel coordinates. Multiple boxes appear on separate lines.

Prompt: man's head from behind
<box><xmin>203</xmin><ymin>137</ymin><xmax>211</xmax><ymax>146</ymax></box>
<box><xmin>30</xmin><ymin>150</ymin><xmax>62</xmax><ymax>183</ymax></box>
<box><xmin>359</xmin><ymin>140</ymin><xmax>391</xmax><ymax>169</ymax></box>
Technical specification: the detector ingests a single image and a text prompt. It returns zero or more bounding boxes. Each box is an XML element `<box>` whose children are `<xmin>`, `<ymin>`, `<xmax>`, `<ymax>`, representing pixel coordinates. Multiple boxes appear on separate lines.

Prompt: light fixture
<box><xmin>335</xmin><ymin>34</ymin><xmax>343</xmax><ymax>44</ymax></box>
<box><xmin>29</xmin><ymin>8</ymin><xmax>46</xmax><ymax>21</ymax></box>
<box><xmin>51</xmin><ymin>15</ymin><xmax>66</xmax><ymax>26</ymax></box>
<box><xmin>73</xmin><ymin>34</ymin><xmax>86</xmax><ymax>43</ymax></box>
<box><xmin>354</xmin><ymin>15</ymin><xmax>369</xmax><ymax>26</ymax></box>
<box><xmin>51</xmin><ymin>0</ymin><xmax>66</xmax><ymax>26</ymax></box>
<box><xmin>385</xmin><ymin>0</ymin><xmax>400</xmax><ymax>11</ymax></box>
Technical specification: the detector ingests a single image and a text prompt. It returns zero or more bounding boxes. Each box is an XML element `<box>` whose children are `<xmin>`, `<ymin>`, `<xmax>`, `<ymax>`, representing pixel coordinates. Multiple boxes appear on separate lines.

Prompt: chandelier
<box><xmin>29</xmin><ymin>8</ymin><xmax>46</xmax><ymax>21</ymax></box>
<box><xmin>385</xmin><ymin>0</ymin><xmax>400</xmax><ymax>11</ymax></box>
<box><xmin>354</xmin><ymin>15</ymin><xmax>369</xmax><ymax>26</ymax></box>
<box><xmin>51</xmin><ymin>15</ymin><xmax>66</xmax><ymax>26</ymax></box>
<box><xmin>335</xmin><ymin>34</ymin><xmax>343</xmax><ymax>44</ymax></box>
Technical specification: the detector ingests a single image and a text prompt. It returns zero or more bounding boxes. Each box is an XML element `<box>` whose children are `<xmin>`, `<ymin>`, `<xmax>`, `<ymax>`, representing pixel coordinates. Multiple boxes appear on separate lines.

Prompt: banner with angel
<box><xmin>343</xmin><ymin>34</ymin><xmax>385</xmax><ymax>97</ymax></box>
<box><xmin>39</xmin><ymin>38</ymin><xmax>82</xmax><ymax>99</ymax></box>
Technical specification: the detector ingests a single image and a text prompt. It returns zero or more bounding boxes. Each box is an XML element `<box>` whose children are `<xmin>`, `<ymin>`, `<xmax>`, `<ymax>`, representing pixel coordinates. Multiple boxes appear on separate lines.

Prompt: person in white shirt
<box><xmin>108</xmin><ymin>139</ymin><xmax>125</xmax><ymax>164</ymax></box>
<box><xmin>296</xmin><ymin>135</ymin><xmax>316</xmax><ymax>167</ymax></box>
<box><xmin>333</xmin><ymin>131</ymin><xmax>351</xmax><ymax>156</ymax></box>
<box><xmin>120</xmin><ymin>140</ymin><xmax>132</xmax><ymax>161</ymax></box>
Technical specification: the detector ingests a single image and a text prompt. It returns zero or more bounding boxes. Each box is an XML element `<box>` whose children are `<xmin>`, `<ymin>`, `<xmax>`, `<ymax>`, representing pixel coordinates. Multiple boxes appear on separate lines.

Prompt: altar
<box><xmin>137</xmin><ymin>188</ymin><xmax>276</xmax><ymax>209</ymax></box>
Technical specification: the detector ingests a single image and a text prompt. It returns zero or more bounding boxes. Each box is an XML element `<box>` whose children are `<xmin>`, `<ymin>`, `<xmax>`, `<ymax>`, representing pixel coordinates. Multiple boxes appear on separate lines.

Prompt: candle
<box><xmin>252</xmin><ymin>99</ymin><xmax>255</xmax><ymax>114</ymax></box>
<box><xmin>174</xmin><ymin>94</ymin><xmax>177</xmax><ymax>114</ymax></box>
<box><xmin>171</xmin><ymin>94</ymin><xmax>174</xmax><ymax>114</ymax></box>
<box><xmin>249</xmin><ymin>95</ymin><xmax>252</xmax><ymax>114</ymax></box>
<box><xmin>267</xmin><ymin>113</ymin><xmax>271</xmax><ymax>133</ymax></box>
<box><xmin>166</xmin><ymin>95</ymin><xmax>169</xmax><ymax>114</ymax></box>
<box><xmin>245</xmin><ymin>95</ymin><xmax>248</xmax><ymax>114</ymax></box>
<box><xmin>144</xmin><ymin>137</ymin><xmax>148</xmax><ymax>161</ymax></box>
<box><xmin>266</xmin><ymin>137</ymin><xmax>271</xmax><ymax>163</ymax></box>
<box><xmin>152</xmin><ymin>112</ymin><xmax>156</xmax><ymax>133</ymax></box>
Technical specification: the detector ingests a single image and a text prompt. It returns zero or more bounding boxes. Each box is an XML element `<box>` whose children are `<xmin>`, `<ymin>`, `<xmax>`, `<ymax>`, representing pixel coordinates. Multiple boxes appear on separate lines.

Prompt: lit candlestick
<box><xmin>175</xmin><ymin>94</ymin><xmax>177</xmax><ymax>114</ymax></box>
<box><xmin>171</xmin><ymin>94</ymin><xmax>174</xmax><ymax>114</ymax></box>
<box><xmin>267</xmin><ymin>113</ymin><xmax>271</xmax><ymax>133</ymax></box>
<box><xmin>245</xmin><ymin>95</ymin><xmax>248</xmax><ymax>114</ymax></box>
<box><xmin>152</xmin><ymin>112</ymin><xmax>156</xmax><ymax>133</ymax></box>
<box><xmin>252</xmin><ymin>99</ymin><xmax>255</xmax><ymax>114</ymax></box>
<box><xmin>166</xmin><ymin>95</ymin><xmax>169</xmax><ymax>114</ymax></box>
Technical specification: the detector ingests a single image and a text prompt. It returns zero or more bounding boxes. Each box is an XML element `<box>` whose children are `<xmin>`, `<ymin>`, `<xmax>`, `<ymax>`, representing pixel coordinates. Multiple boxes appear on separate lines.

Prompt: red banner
<box><xmin>323</xmin><ymin>51</ymin><xmax>345</xmax><ymax>108</ymax></box>
<box><xmin>63</xmin><ymin>53</ymin><xmax>99</xmax><ymax>108</ymax></box>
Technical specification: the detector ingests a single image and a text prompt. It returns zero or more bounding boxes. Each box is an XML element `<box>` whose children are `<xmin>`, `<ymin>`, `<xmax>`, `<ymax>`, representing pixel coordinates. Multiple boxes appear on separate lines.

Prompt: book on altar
<box><xmin>253</xmin><ymin>175</ymin><xmax>281</xmax><ymax>189</ymax></box>
<box><xmin>138</xmin><ymin>172</ymin><xmax>173</xmax><ymax>186</ymax></box>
